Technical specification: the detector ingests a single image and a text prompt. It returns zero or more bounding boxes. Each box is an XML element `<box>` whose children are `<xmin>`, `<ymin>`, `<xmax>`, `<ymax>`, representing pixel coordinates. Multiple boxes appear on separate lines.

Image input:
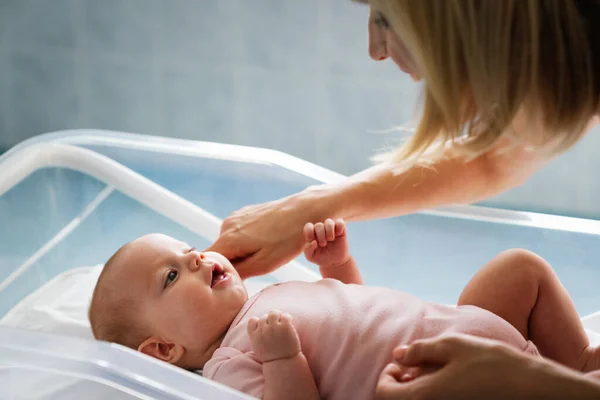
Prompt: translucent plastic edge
<box><xmin>0</xmin><ymin>141</ymin><xmax>321</xmax><ymax>288</ymax></box>
<box><xmin>3</xmin><ymin>129</ymin><xmax>600</xmax><ymax>234</ymax></box>
<box><xmin>0</xmin><ymin>186</ymin><xmax>114</xmax><ymax>293</ymax></box>
<box><xmin>582</xmin><ymin>311</ymin><xmax>600</xmax><ymax>326</ymax></box>
<box><xmin>0</xmin><ymin>326</ymin><xmax>254</xmax><ymax>400</ymax></box>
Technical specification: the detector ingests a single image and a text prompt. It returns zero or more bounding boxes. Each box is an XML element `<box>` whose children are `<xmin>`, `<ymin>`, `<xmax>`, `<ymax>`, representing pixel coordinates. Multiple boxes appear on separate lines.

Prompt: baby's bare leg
<box><xmin>458</xmin><ymin>249</ymin><xmax>599</xmax><ymax>372</ymax></box>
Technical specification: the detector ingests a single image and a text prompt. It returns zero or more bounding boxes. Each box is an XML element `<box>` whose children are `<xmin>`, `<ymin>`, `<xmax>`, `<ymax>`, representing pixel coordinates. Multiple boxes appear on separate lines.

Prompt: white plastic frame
<box><xmin>4</xmin><ymin>129</ymin><xmax>600</xmax><ymax>234</ymax></box>
<box><xmin>0</xmin><ymin>142</ymin><xmax>322</xmax><ymax>293</ymax></box>
<box><xmin>3</xmin><ymin>129</ymin><xmax>600</xmax><ymax>292</ymax></box>
<box><xmin>2</xmin><ymin>130</ymin><xmax>600</xmax><ymax>398</ymax></box>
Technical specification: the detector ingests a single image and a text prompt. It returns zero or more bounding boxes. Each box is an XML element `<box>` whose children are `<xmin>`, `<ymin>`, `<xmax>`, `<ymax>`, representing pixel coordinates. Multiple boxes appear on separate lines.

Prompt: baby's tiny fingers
<box><xmin>303</xmin><ymin>223</ymin><xmax>315</xmax><ymax>242</ymax></box>
<box><xmin>280</xmin><ymin>312</ymin><xmax>293</xmax><ymax>325</ymax></box>
<box><xmin>247</xmin><ymin>317</ymin><xmax>259</xmax><ymax>334</ymax></box>
<box><xmin>325</xmin><ymin>218</ymin><xmax>336</xmax><ymax>241</ymax></box>
<box><xmin>315</xmin><ymin>223</ymin><xmax>327</xmax><ymax>246</ymax></box>
<box><xmin>380</xmin><ymin>362</ymin><xmax>404</xmax><ymax>383</ymax></box>
<box><xmin>397</xmin><ymin>366</ymin><xmax>419</xmax><ymax>382</ymax></box>
<box><xmin>267</xmin><ymin>310</ymin><xmax>281</xmax><ymax>324</ymax></box>
<box><xmin>258</xmin><ymin>314</ymin><xmax>269</xmax><ymax>328</ymax></box>
<box><xmin>335</xmin><ymin>219</ymin><xmax>345</xmax><ymax>237</ymax></box>
<box><xmin>303</xmin><ymin>240</ymin><xmax>318</xmax><ymax>254</ymax></box>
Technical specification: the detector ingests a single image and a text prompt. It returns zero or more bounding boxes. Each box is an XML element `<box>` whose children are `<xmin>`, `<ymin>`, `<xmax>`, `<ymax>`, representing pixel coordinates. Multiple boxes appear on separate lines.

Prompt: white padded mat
<box><xmin>0</xmin><ymin>265</ymin><xmax>274</xmax><ymax>400</ymax></box>
<box><xmin>1</xmin><ymin>265</ymin><xmax>599</xmax><ymax>346</ymax></box>
<box><xmin>0</xmin><ymin>265</ymin><xmax>272</xmax><ymax>339</ymax></box>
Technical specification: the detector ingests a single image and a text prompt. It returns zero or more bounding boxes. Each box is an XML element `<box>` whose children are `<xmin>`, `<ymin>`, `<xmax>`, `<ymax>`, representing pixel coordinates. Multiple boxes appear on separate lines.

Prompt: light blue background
<box><xmin>1</xmin><ymin>0</ymin><xmax>599</xmax><ymax>218</ymax></box>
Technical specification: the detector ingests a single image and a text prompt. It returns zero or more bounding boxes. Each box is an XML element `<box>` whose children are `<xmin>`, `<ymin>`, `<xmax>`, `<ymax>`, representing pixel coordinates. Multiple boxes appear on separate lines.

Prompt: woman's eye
<box><xmin>165</xmin><ymin>270</ymin><xmax>178</xmax><ymax>288</ymax></box>
<box><xmin>374</xmin><ymin>13</ymin><xmax>390</xmax><ymax>29</ymax></box>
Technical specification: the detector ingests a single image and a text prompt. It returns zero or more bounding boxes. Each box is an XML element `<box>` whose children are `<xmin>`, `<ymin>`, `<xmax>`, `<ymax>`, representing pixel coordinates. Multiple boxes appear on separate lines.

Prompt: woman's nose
<box><xmin>187</xmin><ymin>251</ymin><xmax>206</xmax><ymax>272</ymax></box>
<box><xmin>369</xmin><ymin>40</ymin><xmax>388</xmax><ymax>61</ymax></box>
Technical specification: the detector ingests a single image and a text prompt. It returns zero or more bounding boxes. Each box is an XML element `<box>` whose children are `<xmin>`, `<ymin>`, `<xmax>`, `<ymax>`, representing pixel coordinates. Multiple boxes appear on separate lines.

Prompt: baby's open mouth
<box><xmin>211</xmin><ymin>263</ymin><xmax>226</xmax><ymax>288</ymax></box>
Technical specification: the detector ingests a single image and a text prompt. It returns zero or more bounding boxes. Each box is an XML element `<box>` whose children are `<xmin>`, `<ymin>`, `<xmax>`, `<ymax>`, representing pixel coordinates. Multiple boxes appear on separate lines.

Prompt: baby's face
<box><xmin>113</xmin><ymin>234</ymin><xmax>247</xmax><ymax>365</ymax></box>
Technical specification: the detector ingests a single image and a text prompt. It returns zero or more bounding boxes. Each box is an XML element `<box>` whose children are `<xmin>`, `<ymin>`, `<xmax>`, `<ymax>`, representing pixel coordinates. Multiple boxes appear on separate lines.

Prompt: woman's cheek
<box><xmin>389</xmin><ymin>35</ymin><xmax>420</xmax><ymax>80</ymax></box>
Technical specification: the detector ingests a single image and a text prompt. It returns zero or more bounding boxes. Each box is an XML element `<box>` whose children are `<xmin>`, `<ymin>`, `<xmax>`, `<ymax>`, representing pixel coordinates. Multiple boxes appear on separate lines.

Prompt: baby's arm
<box><xmin>247</xmin><ymin>310</ymin><xmax>319</xmax><ymax>400</ymax></box>
<box><xmin>303</xmin><ymin>218</ymin><xmax>364</xmax><ymax>284</ymax></box>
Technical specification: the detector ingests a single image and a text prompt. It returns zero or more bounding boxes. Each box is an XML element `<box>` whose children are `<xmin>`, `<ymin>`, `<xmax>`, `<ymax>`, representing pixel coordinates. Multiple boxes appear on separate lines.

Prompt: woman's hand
<box><xmin>206</xmin><ymin>186</ymin><xmax>336</xmax><ymax>279</ymax></box>
<box><xmin>376</xmin><ymin>334</ymin><xmax>528</xmax><ymax>400</ymax></box>
<box><xmin>376</xmin><ymin>334</ymin><xmax>600</xmax><ymax>400</ymax></box>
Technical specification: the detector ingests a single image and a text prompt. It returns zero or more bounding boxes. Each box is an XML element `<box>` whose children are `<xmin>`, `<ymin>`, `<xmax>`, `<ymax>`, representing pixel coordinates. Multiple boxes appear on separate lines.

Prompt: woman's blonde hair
<box><xmin>362</xmin><ymin>0</ymin><xmax>599</xmax><ymax>170</ymax></box>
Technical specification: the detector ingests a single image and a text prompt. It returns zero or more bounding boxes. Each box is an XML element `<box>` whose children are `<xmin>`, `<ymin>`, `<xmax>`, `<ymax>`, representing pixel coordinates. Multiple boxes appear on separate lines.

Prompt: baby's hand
<box><xmin>247</xmin><ymin>310</ymin><xmax>301</xmax><ymax>363</ymax></box>
<box><xmin>303</xmin><ymin>218</ymin><xmax>350</xmax><ymax>268</ymax></box>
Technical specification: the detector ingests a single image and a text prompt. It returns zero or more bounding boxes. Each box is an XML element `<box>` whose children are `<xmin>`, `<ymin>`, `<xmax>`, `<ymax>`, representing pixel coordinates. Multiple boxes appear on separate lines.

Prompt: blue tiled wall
<box><xmin>0</xmin><ymin>0</ymin><xmax>599</xmax><ymax>218</ymax></box>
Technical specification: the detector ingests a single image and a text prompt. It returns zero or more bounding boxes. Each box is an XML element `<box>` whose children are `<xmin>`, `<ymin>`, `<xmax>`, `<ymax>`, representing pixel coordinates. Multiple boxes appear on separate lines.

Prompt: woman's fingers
<box><xmin>393</xmin><ymin>336</ymin><xmax>461</xmax><ymax>367</ymax></box>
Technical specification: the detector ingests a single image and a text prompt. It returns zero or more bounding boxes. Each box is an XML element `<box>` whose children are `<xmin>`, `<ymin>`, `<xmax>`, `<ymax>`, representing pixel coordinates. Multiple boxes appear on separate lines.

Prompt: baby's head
<box><xmin>89</xmin><ymin>234</ymin><xmax>248</xmax><ymax>369</ymax></box>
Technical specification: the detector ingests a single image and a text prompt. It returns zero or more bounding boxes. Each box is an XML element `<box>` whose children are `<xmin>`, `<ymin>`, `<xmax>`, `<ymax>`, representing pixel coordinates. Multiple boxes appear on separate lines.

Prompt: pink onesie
<box><xmin>203</xmin><ymin>279</ymin><xmax>538</xmax><ymax>400</ymax></box>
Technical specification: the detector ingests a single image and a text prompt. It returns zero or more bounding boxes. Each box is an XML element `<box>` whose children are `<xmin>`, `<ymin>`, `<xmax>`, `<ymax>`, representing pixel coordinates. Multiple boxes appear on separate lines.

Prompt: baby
<box><xmin>89</xmin><ymin>219</ymin><xmax>600</xmax><ymax>400</ymax></box>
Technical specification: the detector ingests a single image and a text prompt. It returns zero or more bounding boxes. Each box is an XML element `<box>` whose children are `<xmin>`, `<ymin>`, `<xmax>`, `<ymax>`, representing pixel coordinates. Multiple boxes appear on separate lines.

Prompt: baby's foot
<box><xmin>581</xmin><ymin>345</ymin><xmax>600</xmax><ymax>373</ymax></box>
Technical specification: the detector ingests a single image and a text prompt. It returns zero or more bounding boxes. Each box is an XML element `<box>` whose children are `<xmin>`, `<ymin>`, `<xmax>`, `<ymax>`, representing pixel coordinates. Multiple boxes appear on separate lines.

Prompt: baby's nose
<box><xmin>188</xmin><ymin>251</ymin><xmax>206</xmax><ymax>271</ymax></box>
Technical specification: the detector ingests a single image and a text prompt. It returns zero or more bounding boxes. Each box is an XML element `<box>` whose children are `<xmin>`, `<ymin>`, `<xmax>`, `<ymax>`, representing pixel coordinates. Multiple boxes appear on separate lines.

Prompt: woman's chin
<box><xmin>410</xmin><ymin>73</ymin><xmax>421</xmax><ymax>82</ymax></box>
<box><xmin>393</xmin><ymin>59</ymin><xmax>420</xmax><ymax>82</ymax></box>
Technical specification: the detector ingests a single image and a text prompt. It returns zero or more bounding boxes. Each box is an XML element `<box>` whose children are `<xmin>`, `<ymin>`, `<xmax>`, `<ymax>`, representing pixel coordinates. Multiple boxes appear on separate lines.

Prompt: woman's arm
<box><xmin>207</xmin><ymin>142</ymin><xmax>546</xmax><ymax>278</ymax></box>
<box><xmin>334</xmin><ymin>140</ymin><xmax>545</xmax><ymax>222</ymax></box>
<box><xmin>376</xmin><ymin>334</ymin><xmax>600</xmax><ymax>400</ymax></box>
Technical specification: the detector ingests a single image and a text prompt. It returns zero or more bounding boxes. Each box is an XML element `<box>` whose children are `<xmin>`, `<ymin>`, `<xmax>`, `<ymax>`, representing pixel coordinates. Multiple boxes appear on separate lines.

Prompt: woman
<box><xmin>208</xmin><ymin>1</ymin><xmax>600</xmax><ymax>398</ymax></box>
<box><xmin>375</xmin><ymin>334</ymin><xmax>600</xmax><ymax>400</ymax></box>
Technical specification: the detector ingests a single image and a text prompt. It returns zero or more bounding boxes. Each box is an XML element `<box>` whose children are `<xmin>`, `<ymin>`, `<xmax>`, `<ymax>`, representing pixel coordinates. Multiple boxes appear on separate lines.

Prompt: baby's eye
<box><xmin>164</xmin><ymin>270</ymin><xmax>178</xmax><ymax>288</ymax></box>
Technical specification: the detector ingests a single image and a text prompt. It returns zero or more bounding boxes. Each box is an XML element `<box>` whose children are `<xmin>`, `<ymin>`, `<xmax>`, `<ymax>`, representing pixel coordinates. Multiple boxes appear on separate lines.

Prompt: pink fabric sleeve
<box><xmin>203</xmin><ymin>347</ymin><xmax>264</xmax><ymax>398</ymax></box>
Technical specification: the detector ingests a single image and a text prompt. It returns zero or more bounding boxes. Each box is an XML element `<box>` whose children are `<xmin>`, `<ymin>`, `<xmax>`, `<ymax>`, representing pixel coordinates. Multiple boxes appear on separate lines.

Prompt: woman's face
<box><xmin>368</xmin><ymin>7</ymin><xmax>420</xmax><ymax>81</ymax></box>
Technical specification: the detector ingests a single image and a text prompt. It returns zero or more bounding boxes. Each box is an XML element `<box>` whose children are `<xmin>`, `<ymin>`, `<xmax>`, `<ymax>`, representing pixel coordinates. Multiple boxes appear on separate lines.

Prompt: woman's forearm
<box><xmin>332</xmin><ymin>115</ymin><xmax>597</xmax><ymax>222</ymax></box>
<box><xmin>527</xmin><ymin>359</ymin><xmax>600</xmax><ymax>400</ymax></box>
<box><xmin>329</xmin><ymin>155</ymin><xmax>499</xmax><ymax>222</ymax></box>
<box><xmin>319</xmin><ymin>144</ymin><xmax>544</xmax><ymax>222</ymax></box>
<box><xmin>209</xmin><ymin>139</ymin><xmax>545</xmax><ymax>276</ymax></box>
<box><xmin>376</xmin><ymin>334</ymin><xmax>600</xmax><ymax>400</ymax></box>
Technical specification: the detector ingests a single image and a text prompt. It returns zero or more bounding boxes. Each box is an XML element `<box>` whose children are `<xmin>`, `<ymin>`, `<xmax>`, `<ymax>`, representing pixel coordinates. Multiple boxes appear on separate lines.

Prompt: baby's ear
<box><xmin>138</xmin><ymin>336</ymin><xmax>184</xmax><ymax>364</ymax></box>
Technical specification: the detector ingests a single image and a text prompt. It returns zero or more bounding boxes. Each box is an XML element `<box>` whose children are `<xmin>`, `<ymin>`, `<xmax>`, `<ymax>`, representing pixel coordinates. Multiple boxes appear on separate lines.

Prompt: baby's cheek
<box><xmin>185</xmin><ymin>300</ymin><xmax>210</xmax><ymax>328</ymax></box>
<box><xmin>159</xmin><ymin>300</ymin><xmax>197</xmax><ymax>337</ymax></box>
<box><xmin>170</xmin><ymin>313</ymin><xmax>203</xmax><ymax>345</ymax></box>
